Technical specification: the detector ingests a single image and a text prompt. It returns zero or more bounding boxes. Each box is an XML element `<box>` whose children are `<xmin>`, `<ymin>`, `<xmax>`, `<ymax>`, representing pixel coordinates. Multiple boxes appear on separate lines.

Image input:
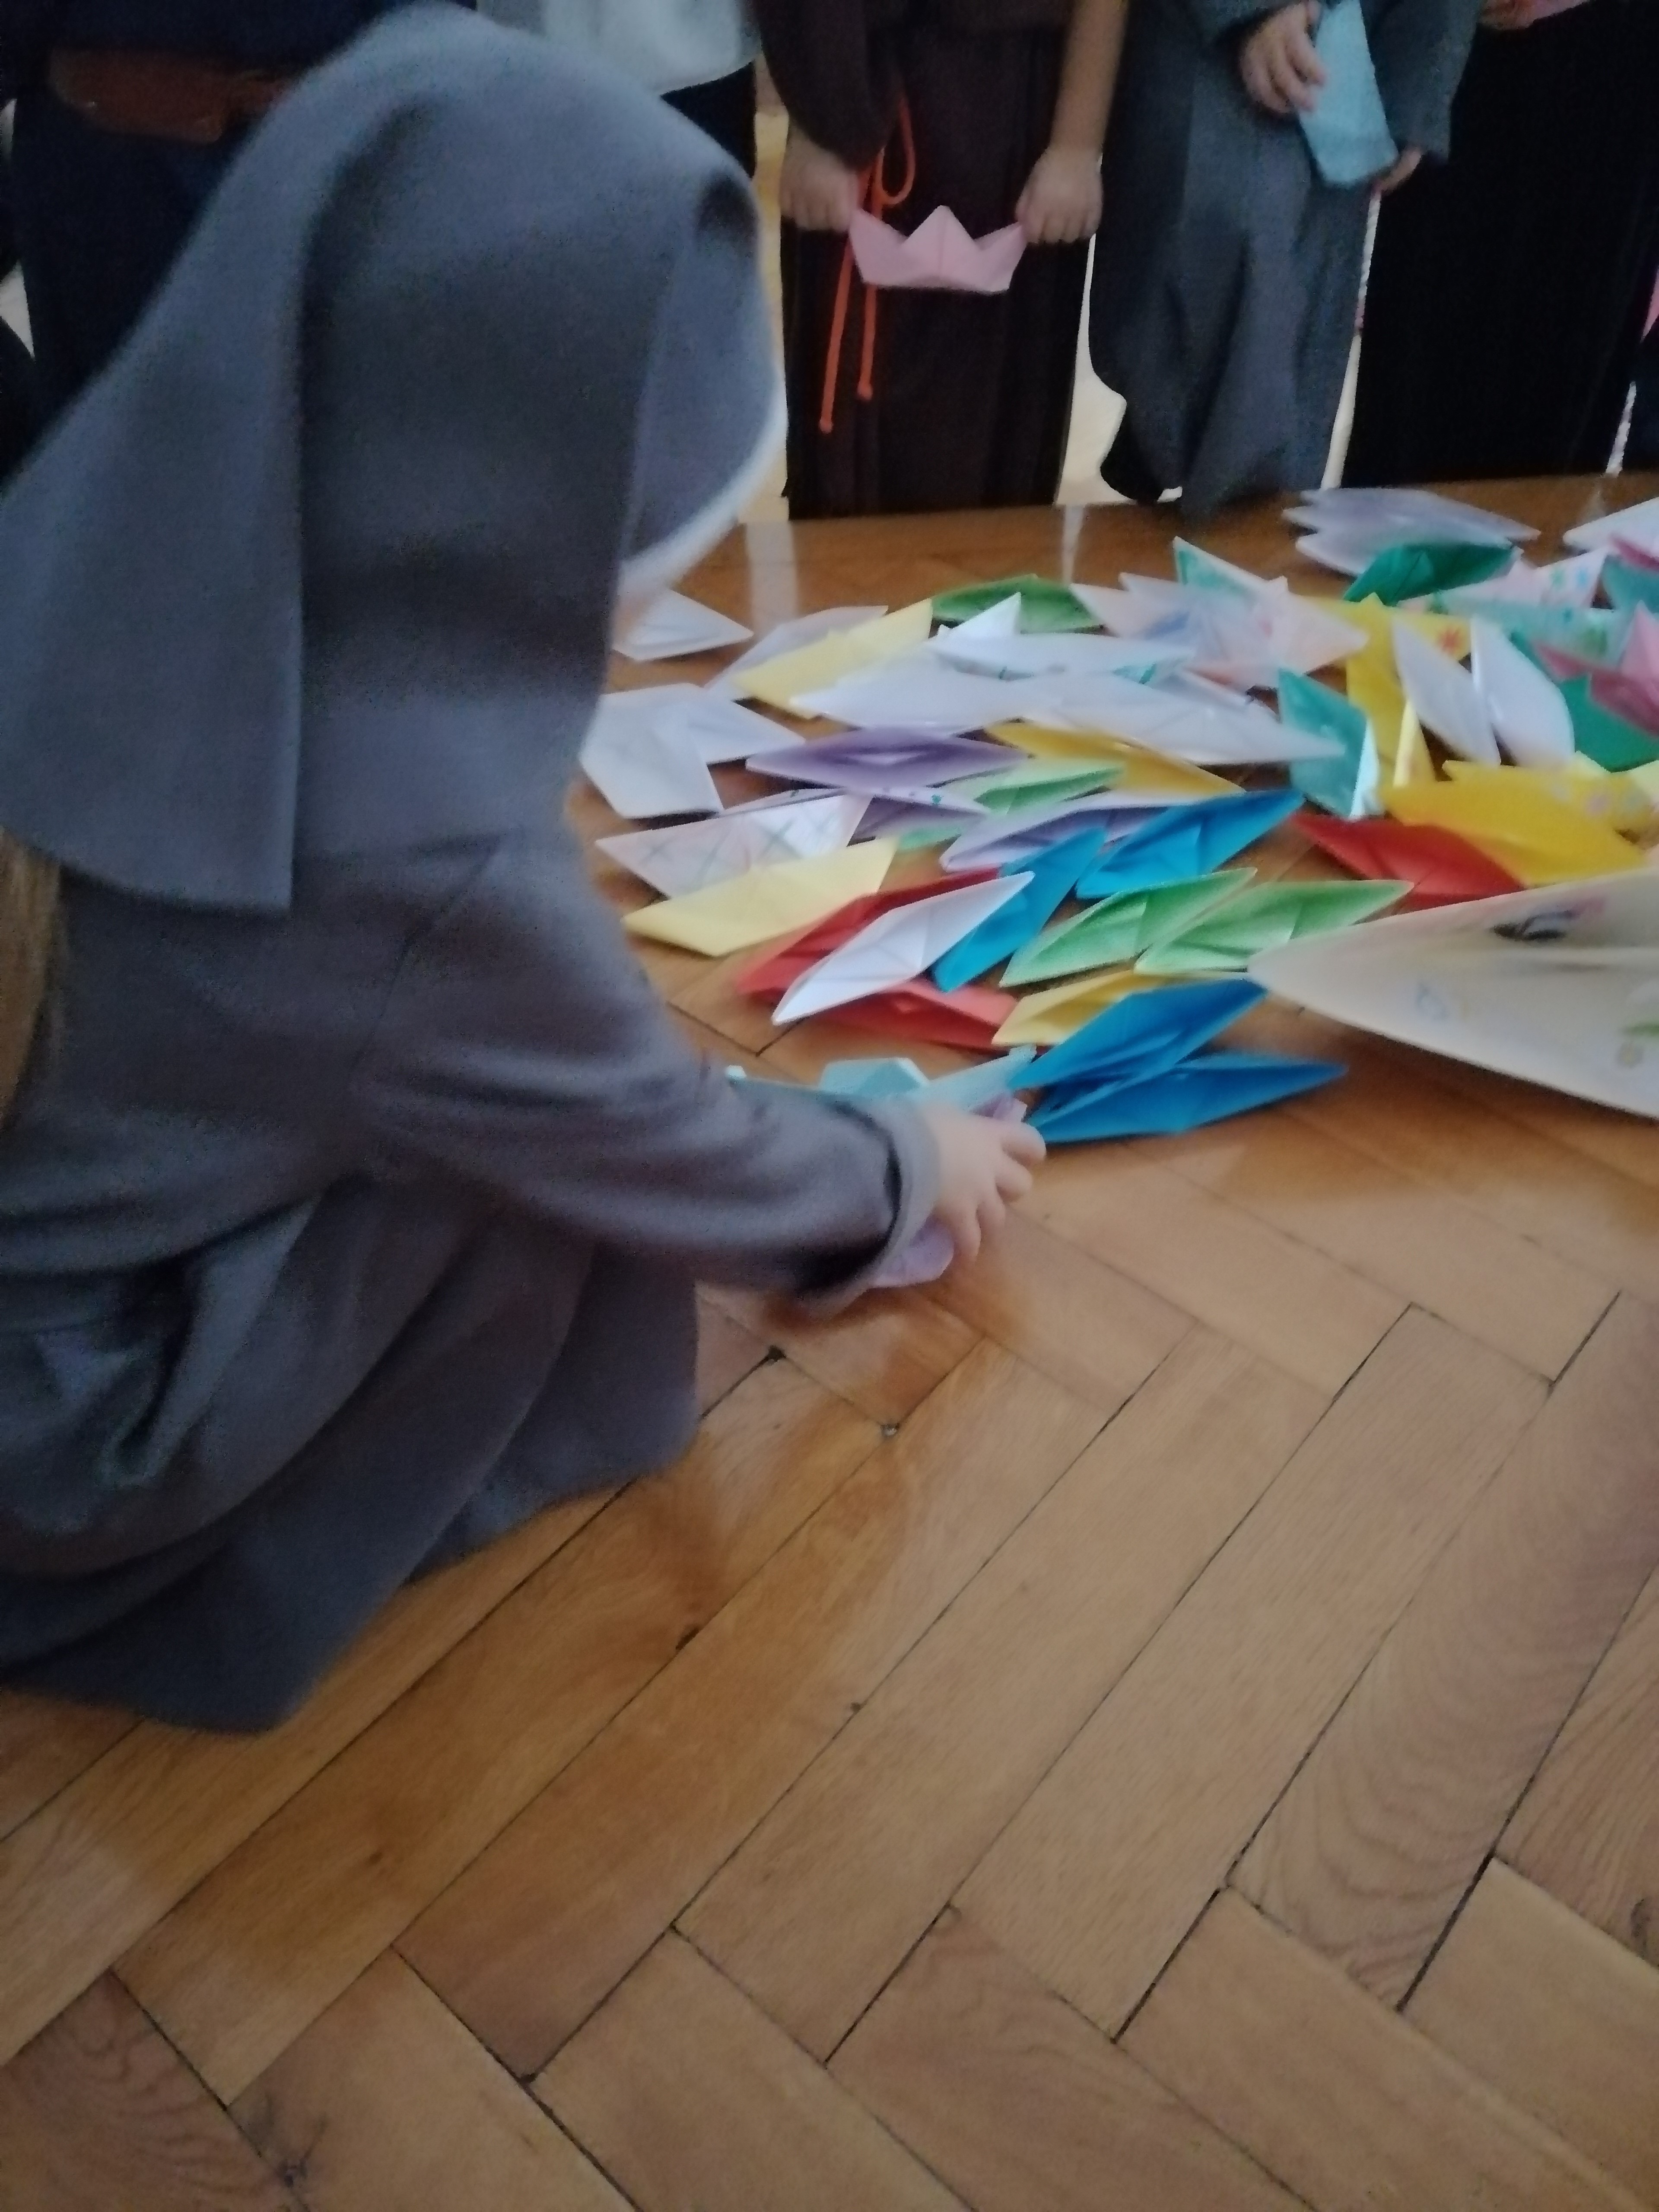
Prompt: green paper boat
<box><xmin>932</xmin><ymin>574</ymin><xmax>1099</xmax><ymax>633</ymax></box>
<box><xmin>1343</xmin><ymin>540</ymin><xmax>1513</xmax><ymax>607</ymax></box>
<box><xmin>1436</xmin><ymin>599</ymin><xmax>1630</xmax><ymax>667</ymax></box>
<box><xmin>1602</xmin><ymin>556</ymin><xmax>1659</xmax><ymax>617</ymax></box>
<box><xmin>1559</xmin><ymin>677</ymin><xmax>1659</xmax><ymax>773</ymax></box>
<box><xmin>1001</xmin><ymin>871</ymin><xmax>1255</xmax><ymax>986</ymax></box>
<box><xmin>1281</xmin><ymin>668</ymin><xmax>1379</xmax><ymax>820</ymax></box>
<box><xmin>1136</xmin><ymin>879</ymin><xmax>1410</xmax><ymax>974</ymax></box>
<box><xmin>957</xmin><ymin>762</ymin><xmax>1121</xmax><ymax>814</ymax></box>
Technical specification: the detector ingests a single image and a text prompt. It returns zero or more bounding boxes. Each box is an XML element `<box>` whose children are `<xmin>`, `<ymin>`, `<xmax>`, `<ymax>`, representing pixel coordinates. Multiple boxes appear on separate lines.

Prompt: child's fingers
<box><xmin>994</xmin><ymin>1157</ymin><xmax>1036</xmax><ymax>1205</ymax></box>
<box><xmin>941</xmin><ymin>1198</ymin><xmax>982</xmax><ymax>1265</ymax></box>
<box><xmin>1001</xmin><ymin>1122</ymin><xmax>1047</xmax><ymax>1168</ymax></box>
<box><xmin>1241</xmin><ymin>47</ymin><xmax>1289</xmax><ymax>112</ymax></box>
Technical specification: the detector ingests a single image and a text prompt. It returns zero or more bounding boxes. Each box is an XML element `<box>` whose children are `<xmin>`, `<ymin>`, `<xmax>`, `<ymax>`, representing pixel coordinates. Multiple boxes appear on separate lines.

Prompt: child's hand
<box><xmin>1017</xmin><ymin>145</ymin><xmax>1104</xmax><ymax>245</ymax></box>
<box><xmin>779</xmin><ymin>124</ymin><xmax>861</xmax><ymax>232</ymax></box>
<box><xmin>1376</xmin><ymin>146</ymin><xmax>1423</xmax><ymax>191</ymax></box>
<box><xmin>1238</xmin><ymin>2</ymin><xmax>1327</xmax><ymax>114</ymax></box>
<box><xmin>919</xmin><ymin>1106</ymin><xmax>1046</xmax><ymax>1265</ymax></box>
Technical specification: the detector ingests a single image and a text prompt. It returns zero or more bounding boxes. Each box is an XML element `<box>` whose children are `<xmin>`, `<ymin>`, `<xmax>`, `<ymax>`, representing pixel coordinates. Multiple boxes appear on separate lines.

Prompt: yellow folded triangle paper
<box><xmin>983</xmin><ymin>723</ymin><xmax>1238</xmax><ymax>798</ymax></box>
<box><xmin>732</xmin><ymin>603</ymin><xmax>935</xmax><ymax>712</ymax></box>
<box><xmin>1444</xmin><ymin>758</ymin><xmax>1659</xmax><ymax>836</ymax></box>
<box><xmin>993</xmin><ymin>969</ymin><xmax>1170</xmax><ymax>1047</ymax></box>
<box><xmin>1386</xmin><ymin>776</ymin><xmax>1642</xmax><ymax>886</ymax></box>
<box><xmin>622</xmin><ymin>840</ymin><xmax>896</xmax><ymax>957</ymax></box>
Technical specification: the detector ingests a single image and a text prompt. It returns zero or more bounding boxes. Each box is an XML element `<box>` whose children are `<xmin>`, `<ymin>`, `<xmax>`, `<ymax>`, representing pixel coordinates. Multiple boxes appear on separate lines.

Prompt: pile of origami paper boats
<box><xmin>590</xmin><ymin>485</ymin><xmax>1659</xmax><ymax>1166</ymax></box>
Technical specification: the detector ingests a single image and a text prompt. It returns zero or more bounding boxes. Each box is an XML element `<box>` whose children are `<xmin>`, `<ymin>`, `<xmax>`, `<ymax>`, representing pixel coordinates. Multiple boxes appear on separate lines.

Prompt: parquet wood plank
<box><xmin>1503</xmin><ymin>1568</ymin><xmax>1659</xmax><ymax>1970</ymax></box>
<box><xmin>1153</xmin><ymin>1108</ymin><xmax>1611</xmax><ymax>1378</ymax></box>
<box><xmin>693</xmin><ymin>1296</ymin><xmax>769</xmax><ymax>1414</ymax></box>
<box><xmin>232</xmin><ymin>1956</ymin><xmax>625</xmax><ymax>2212</ymax></box>
<box><xmin>1285</xmin><ymin>1039</ymin><xmax>1659</xmax><ymax>1303</ymax></box>
<box><xmin>1123</xmin><ymin>1892</ymin><xmax>1644</xmax><ymax>2212</ymax></box>
<box><xmin>1406</xmin><ymin>1863</ymin><xmax>1659</xmax><ymax>2204</ymax></box>
<box><xmin>667</xmin><ymin>953</ymin><xmax>783</xmax><ymax>1055</ymax></box>
<box><xmin>957</xmin><ymin>1310</ymin><xmax>1545</xmax><ymax>2033</ymax></box>
<box><xmin>1022</xmin><ymin>1147</ymin><xmax>1404</xmax><ymax>1394</ymax></box>
<box><xmin>0</xmin><ymin>1486</ymin><xmax>609</xmax><ymax>2069</ymax></box>
<box><xmin>0</xmin><ymin>1695</ymin><xmax>130</xmax><ymax>1842</ymax></box>
<box><xmin>704</xmin><ymin>1284</ymin><xmax>979</xmax><ymax>1426</ymax></box>
<box><xmin>922</xmin><ymin>1208</ymin><xmax>1192</xmax><ymax>1416</ymax></box>
<box><xmin>1235</xmin><ymin>1295</ymin><xmax>1659</xmax><ymax>2002</ymax></box>
<box><xmin>1398</xmin><ymin>1050</ymin><xmax>1659</xmax><ymax>1196</ymax></box>
<box><xmin>117</xmin><ymin>1360</ymin><xmax>876</xmax><ymax>2103</ymax></box>
<box><xmin>537</xmin><ymin>1934</ymin><xmax>963</xmax><ymax>2212</ymax></box>
<box><xmin>0</xmin><ymin>1977</ymin><xmax>296</xmax><ymax>2212</ymax></box>
<box><xmin>684</xmin><ymin>1331</ymin><xmax>1321</xmax><ymax>2056</ymax></box>
<box><xmin>831</xmin><ymin>1911</ymin><xmax>1300</xmax><ymax>2212</ymax></box>
<box><xmin>400</xmin><ymin>1345</ymin><xmax>1104</xmax><ymax>2076</ymax></box>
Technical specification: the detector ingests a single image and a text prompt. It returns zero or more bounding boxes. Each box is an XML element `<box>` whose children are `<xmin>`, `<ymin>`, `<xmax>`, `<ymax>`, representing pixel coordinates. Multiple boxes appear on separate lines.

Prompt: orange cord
<box><xmin>818</xmin><ymin>98</ymin><xmax>918</xmax><ymax>436</ymax></box>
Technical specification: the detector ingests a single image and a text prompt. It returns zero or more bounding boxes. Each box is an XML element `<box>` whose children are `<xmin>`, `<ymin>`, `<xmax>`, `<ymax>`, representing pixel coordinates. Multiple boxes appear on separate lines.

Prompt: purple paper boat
<box><xmin>746</xmin><ymin>728</ymin><xmax>1012</xmax><ymax>794</ymax></box>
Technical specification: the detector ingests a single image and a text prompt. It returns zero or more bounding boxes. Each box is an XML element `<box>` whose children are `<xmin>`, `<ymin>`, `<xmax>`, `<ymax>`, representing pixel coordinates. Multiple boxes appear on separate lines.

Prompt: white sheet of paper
<box><xmin>1564</xmin><ymin>495</ymin><xmax>1659</xmax><ymax>559</ymax></box>
<box><xmin>1440</xmin><ymin>550</ymin><xmax>1608</xmax><ymax>611</ymax></box>
<box><xmin>1029</xmin><ymin>669</ymin><xmax>1339</xmax><ymax>767</ymax></box>
<box><xmin>597</xmin><ymin>683</ymin><xmax>797</xmax><ymax>766</ymax></box>
<box><xmin>713</xmin><ymin>606</ymin><xmax>889</xmax><ymax>689</ymax></box>
<box><xmin>792</xmin><ymin>653</ymin><xmax>1064</xmax><ymax>731</ymax></box>
<box><xmin>617</xmin><ymin>588</ymin><xmax>753</xmax><ymax>663</ymax></box>
<box><xmin>928</xmin><ymin>628</ymin><xmax>1190</xmax><ymax>681</ymax></box>
<box><xmin>1393</xmin><ymin>623</ymin><xmax>1499</xmax><ymax>763</ymax></box>
<box><xmin>1078</xmin><ymin>575</ymin><xmax>1363</xmax><ymax>682</ymax></box>
<box><xmin>1288</xmin><ymin>486</ymin><xmax>1536</xmax><ymax>549</ymax></box>
<box><xmin>580</xmin><ymin>693</ymin><xmax>722</xmax><ymax>819</ymax></box>
<box><xmin>1251</xmin><ymin>871</ymin><xmax>1659</xmax><ymax>1118</ymax></box>
<box><xmin>943</xmin><ymin>594</ymin><xmax>1024</xmax><ymax>640</ymax></box>
<box><xmin>773</xmin><ymin>874</ymin><xmax>1033</xmax><ymax>1023</ymax></box>
<box><xmin>1470</xmin><ymin>620</ymin><xmax>1575</xmax><ymax>769</ymax></box>
<box><xmin>597</xmin><ymin>791</ymin><xmax>865</xmax><ymax>897</ymax></box>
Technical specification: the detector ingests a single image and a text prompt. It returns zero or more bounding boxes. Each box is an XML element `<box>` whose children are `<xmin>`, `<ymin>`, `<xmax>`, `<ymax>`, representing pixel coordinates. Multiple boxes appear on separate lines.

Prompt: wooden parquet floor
<box><xmin>5</xmin><ymin>482</ymin><xmax>1659</xmax><ymax>2212</ymax></box>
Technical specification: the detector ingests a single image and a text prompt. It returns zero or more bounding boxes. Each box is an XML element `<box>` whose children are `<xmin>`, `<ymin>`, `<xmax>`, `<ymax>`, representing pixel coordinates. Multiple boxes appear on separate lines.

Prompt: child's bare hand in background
<box><xmin>779</xmin><ymin>124</ymin><xmax>861</xmax><ymax>232</ymax></box>
<box><xmin>1017</xmin><ymin>145</ymin><xmax>1104</xmax><ymax>244</ymax></box>
<box><xmin>1376</xmin><ymin>146</ymin><xmax>1423</xmax><ymax>191</ymax></box>
<box><xmin>920</xmin><ymin>1106</ymin><xmax>1045</xmax><ymax>1264</ymax></box>
<box><xmin>1239</xmin><ymin>1</ymin><xmax>1326</xmax><ymax>114</ymax></box>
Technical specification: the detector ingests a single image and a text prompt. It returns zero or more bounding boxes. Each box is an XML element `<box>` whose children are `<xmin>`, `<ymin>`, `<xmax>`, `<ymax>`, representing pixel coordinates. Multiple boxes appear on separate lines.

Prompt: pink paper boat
<box><xmin>849</xmin><ymin>207</ymin><xmax>1027</xmax><ymax>296</ymax></box>
<box><xmin>1620</xmin><ymin>604</ymin><xmax>1659</xmax><ymax>690</ymax></box>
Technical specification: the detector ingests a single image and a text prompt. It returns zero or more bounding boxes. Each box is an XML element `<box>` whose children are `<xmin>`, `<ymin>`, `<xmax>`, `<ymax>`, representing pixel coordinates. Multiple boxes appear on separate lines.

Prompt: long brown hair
<box><xmin>0</xmin><ymin>830</ymin><xmax>60</xmax><ymax>1119</ymax></box>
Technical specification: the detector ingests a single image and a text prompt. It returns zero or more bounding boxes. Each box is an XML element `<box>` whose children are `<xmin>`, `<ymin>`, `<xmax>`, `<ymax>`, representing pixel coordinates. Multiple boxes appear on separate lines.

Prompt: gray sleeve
<box><xmin>1179</xmin><ymin>0</ymin><xmax>1285</xmax><ymax>48</ymax></box>
<box><xmin>351</xmin><ymin>831</ymin><xmax>939</xmax><ymax>1297</ymax></box>
<box><xmin>1369</xmin><ymin>0</ymin><xmax>1483</xmax><ymax>158</ymax></box>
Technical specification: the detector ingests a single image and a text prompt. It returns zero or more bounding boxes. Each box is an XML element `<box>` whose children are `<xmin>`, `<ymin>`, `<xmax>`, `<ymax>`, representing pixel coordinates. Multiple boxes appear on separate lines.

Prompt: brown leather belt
<box><xmin>46</xmin><ymin>48</ymin><xmax>299</xmax><ymax>145</ymax></box>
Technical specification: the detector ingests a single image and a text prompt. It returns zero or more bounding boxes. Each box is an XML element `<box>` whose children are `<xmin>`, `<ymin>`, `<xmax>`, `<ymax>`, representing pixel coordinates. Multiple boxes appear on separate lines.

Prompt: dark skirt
<box><xmin>780</xmin><ymin>24</ymin><xmax>1087</xmax><ymax>520</ymax></box>
<box><xmin>664</xmin><ymin>63</ymin><xmax>758</xmax><ymax>178</ymax></box>
<box><xmin>1344</xmin><ymin>0</ymin><xmax>1659</xmax><ymax>486</ymax></box>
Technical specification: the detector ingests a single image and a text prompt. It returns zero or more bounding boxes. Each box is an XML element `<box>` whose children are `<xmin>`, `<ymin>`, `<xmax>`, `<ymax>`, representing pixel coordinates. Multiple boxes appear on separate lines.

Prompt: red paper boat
<box><xmin>807</xmin><ymin>980</ymin><xmax>1017</xmax><ymax>1051</ymax></box>
<box><xmin>734</xmin><ymin>871</ymin><xmax>996</xmax><ymax>997</ymax></box>
<box><xmin>1297</xmin><ymin>814</ymin><xmax>1522</xmax><ymax>909</ymax></box>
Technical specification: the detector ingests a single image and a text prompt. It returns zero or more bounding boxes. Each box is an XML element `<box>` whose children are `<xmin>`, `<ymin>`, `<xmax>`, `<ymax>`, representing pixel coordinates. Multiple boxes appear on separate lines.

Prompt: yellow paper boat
<box><xmin>984</xmin><ymin>723</ymin><xmax>1238</xmax><ymax>799</ymax></box>
<box><xmin>992</xmin><ymin>969</ymin><xmax>1170</xmax><ymax>1047</ymax></box>
<box><xmin>1386</xmin><ymin>776</ymin><xmax>1643</xmax><ymax>886</ymax></box>
<box><xmin>1318</xmin><ymin>597</ymin><xmax>1470</xmax><ymax>773</ymax></box>
<box><xmin>622</xmin><ymin>839</ymin><xmax>896</xmax><ymax>957</ymax></box>
<box><xmin>1444</xmin><ymin>758</ymin><xmax>1658</xmax><ymax>837</ymax></box>
<box><xmin>732</xmin><ymin>602</ymin><xmax>934</xmax><ymax>712</ymax></box>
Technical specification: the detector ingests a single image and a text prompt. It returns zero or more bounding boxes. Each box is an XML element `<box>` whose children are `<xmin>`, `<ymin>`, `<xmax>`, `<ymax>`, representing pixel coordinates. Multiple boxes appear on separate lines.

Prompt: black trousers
<box><xmin>1345</xmin><ymin>0</ymin><xmax>1659</xmax><ymax>485</ymax></box>
<box><xmin>663</xmin><ymin>63</ymin><xmax>757</xmax><ymax>178</ymax></box>
<box><xmin>10</xmin><ymin>86</ymin><xmax>235</xmax><ymax>420</ymax></box>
